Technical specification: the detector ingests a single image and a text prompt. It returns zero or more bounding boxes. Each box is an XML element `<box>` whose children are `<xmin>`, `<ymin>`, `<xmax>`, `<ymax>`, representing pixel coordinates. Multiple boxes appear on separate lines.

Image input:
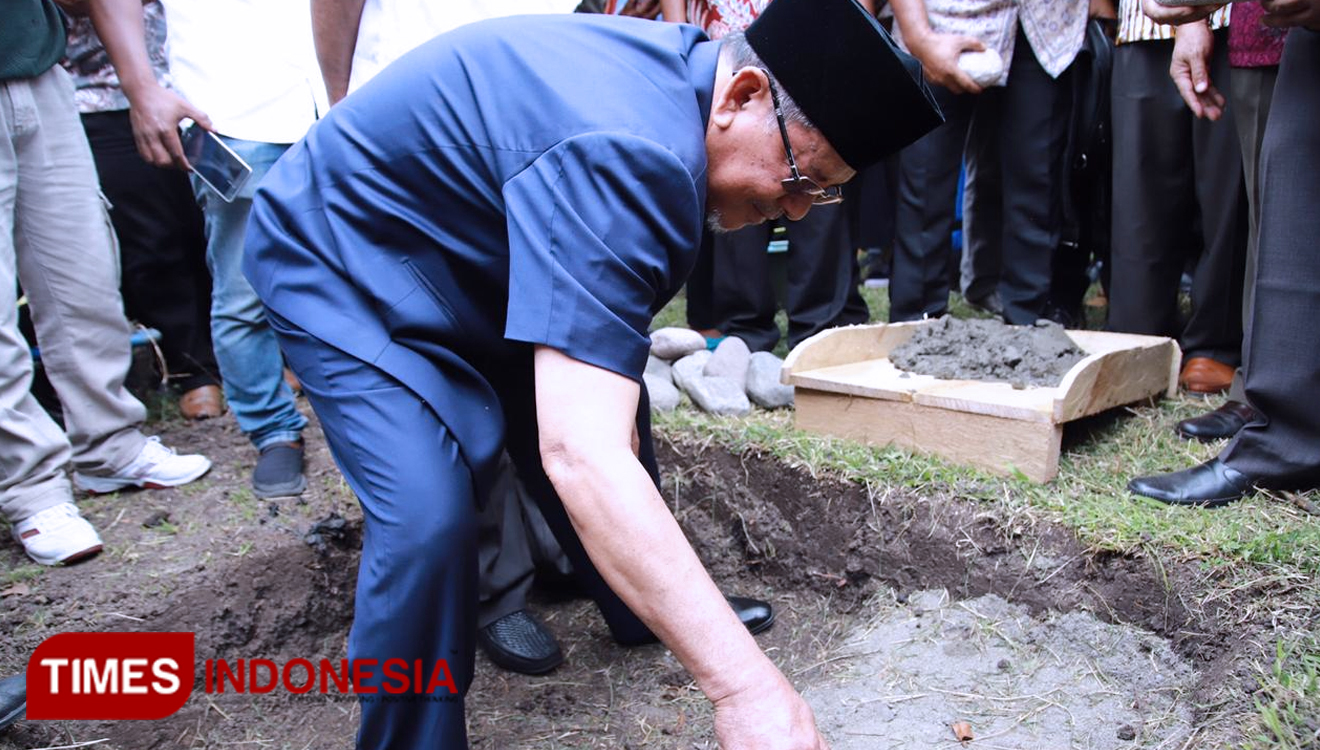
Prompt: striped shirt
<box><xmin>1116</xmin><ymin>0</ymin><xmax>1230</xmax><ymax>44</ymax></box>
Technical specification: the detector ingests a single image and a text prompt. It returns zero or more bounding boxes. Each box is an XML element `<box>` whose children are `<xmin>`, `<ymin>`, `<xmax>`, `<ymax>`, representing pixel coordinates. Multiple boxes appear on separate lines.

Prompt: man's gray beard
<box><xmin>705</xmin><ymin>209</ymin><xmax>730</xmax><ymax>234</ymax></box>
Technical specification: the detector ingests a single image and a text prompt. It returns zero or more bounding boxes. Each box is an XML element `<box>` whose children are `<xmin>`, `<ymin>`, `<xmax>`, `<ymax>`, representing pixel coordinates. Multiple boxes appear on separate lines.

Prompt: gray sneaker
<box><xmin>0</xmin><ymin>673</ymin><xmax>25</xmax><ymax>731</ymax></box>
<box><xmin>253</xmin><ymin>442</ymin><xmax>307</xmax><ymax>498</ymax></box>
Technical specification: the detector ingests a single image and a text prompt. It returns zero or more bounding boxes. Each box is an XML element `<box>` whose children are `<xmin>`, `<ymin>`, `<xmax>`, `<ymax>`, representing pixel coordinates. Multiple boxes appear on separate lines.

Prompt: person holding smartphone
<box><xmin>90</xmin><ymin>0</ymin><xmax>322</xmax><ymax>500</ymax></box>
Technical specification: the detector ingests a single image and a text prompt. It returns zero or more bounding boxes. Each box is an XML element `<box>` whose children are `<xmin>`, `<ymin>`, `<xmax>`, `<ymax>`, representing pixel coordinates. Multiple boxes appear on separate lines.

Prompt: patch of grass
<box><xmin>3</xmin><ymin>564</ymin><xmax>45</xmax><ymax>585</ymax></box>
<box><xmin>1246</xmin><ymin>637</ymin><xmax>1320</xmax><ymax>749</ymax></box>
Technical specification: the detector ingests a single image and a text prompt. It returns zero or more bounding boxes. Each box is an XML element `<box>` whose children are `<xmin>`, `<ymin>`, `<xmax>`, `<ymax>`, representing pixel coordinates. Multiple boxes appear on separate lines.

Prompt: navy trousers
<box><xmin>271</xmin><ymin>313</ymin><xmax>655</xmax><ymax>748</ymax></box>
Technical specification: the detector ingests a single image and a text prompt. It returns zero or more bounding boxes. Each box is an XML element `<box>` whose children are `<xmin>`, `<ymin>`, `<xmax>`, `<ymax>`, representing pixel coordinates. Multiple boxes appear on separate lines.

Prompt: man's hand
<box><xmin>1140</xmin><ymin>0</ymin><xmax>1221</xmax><ymax>26</ymax></box>
<box><xmin>126</xmin><ymin>84</ymin><xmax>212</xmax><ymax>169</ymax></box>
<box><xmin>1261</xmin><ymin>0</ymin><xmax>1320</xmax><ymax>29</ymax></box>
<box><xmin>905</xmin><ymin>30</ymin><xmax>987</xmax><ymax>95</ymax></box>
<box><xmin>90</xmin><ymin>0</ymin><xmax>212</xmax><ymax>169</ymax></box>
<box><xmin>1169</xmin><ymin>20</ymin><xmax>1224</xmax><ymax>119</ymax></box>
<box><xmin>714</xmin><ymin>675</ymin><xmax>830</xmax><ymax>750</ymax></box>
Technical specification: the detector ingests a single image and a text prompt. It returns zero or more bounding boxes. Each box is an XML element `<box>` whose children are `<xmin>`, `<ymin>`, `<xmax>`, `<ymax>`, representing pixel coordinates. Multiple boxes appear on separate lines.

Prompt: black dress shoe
<box><xmin>1176</xmin><ymin>400</ymin><xmax>1260</xmax><ymax>442</ymax></box>
<box><xmin>0</xmin><ymin>673</ymin><xmax>25</xmax><ymax>731</ymax></box>
<box><xmin>727</xmin><ymin>595</ymin><xmax>775</xmax><ymax>635</ymax></box>
<box><xmin>477</xmin><ymin>610</ymin><xmax>563</xmax><ymax>675</ymax></box>
<box><xmin>615</xmin><ymin>595</ymin><xmax>776</xmax><ymax>647</ymax></box>
<box><xmin>1128</xmin><ymin>458</ymin><xmax>1254</xmax><ymax>507</ymax></box>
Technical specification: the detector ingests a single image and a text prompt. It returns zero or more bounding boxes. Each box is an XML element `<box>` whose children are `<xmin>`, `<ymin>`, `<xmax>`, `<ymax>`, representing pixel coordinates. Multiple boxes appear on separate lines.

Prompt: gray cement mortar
<box><xmin>805</xmin><ymin>589</ymin><xmax>1196</xmax><ymax>749</ymax></box>
<box><xmin>889</xmin><ymin>318</ymin><xmax>1086</xmax><ymax>389</ymax></box>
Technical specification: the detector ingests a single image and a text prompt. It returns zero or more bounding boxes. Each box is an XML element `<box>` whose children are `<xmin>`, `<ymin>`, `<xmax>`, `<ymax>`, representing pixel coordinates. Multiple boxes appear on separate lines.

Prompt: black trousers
<box><xmin>1107</xmin><ymin>34</ymin><xmax>1247</xmax><ymax>364</ymax></box>
<box><xmin>891</xmin><ymin>24</ymin><xmax>1073</xmax><ymax>325</ymax></box>
<box><xmin>476</xmin><ymin>453</ymin><xmax>571</xmax><ymax>628</ymax></box>
<box><xmin>1221</xmin><ymin>30</ymin><xmax>1320</xmax><ymax>486</ymax></box>
<box><xmin>80</xmin><ymin>110</ymin><xmax>218</xmax><ymax>392</ymax></box>
<box><xmin>710</xmin><ymin>201</ymin><xmax>868</xmax><ymax>353</ymax></box>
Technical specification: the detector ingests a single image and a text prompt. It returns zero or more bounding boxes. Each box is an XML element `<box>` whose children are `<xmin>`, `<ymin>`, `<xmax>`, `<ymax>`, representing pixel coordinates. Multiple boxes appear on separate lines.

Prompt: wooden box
<box><xmin>781</xmin><ymin>321</ymin><xmax>1180</xmax><ymax>482</ymax></box>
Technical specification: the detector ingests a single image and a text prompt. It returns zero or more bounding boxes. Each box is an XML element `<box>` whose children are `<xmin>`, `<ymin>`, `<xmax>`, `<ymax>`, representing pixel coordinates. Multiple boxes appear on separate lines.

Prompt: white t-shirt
<box><xmin>347</xmin><ymin>0</ymin><xmax>574</xmax><ymax>94</ymax></box>
<box><xmin>160</xmin><ymin>0</ymin><xmax>327</xmax><ymax>143</ymax></box>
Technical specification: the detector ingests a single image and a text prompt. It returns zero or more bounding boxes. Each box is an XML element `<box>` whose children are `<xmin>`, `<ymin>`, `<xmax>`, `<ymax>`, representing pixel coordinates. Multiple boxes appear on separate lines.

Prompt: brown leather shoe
<box><xmin>283</xmin><ymin>367</ymin><xmax>303</xmax><ymax>397</ymax></box>
<box><xmin>179</xmin><ymin>384</ymin><xmax>225</xmax><ymax>420</ymax></box>
<box><xmin>1179</xmin><ymin>357</ymin><xmax>1234</xmax><ymax>394</ymax></box>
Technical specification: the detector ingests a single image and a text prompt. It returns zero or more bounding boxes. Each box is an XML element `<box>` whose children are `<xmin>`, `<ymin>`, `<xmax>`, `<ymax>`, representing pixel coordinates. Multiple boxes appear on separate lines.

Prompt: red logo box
<box><xmin>28</xmin><ymin>632</ymin><xmax>195</xmax><ymax>720</ymax></box>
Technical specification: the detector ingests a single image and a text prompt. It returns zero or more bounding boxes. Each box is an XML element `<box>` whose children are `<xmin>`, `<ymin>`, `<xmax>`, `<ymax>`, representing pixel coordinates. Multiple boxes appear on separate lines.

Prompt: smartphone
<box><xmin>180</xmin><ymin>125</ymin><xmax>252</xmax><ymax>203</ymax></box>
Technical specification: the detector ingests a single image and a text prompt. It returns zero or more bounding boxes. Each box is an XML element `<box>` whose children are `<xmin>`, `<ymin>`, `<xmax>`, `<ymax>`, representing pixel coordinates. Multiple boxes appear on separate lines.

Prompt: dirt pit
<box><xmin>890</xmin><ymin>317</ymin><xmax>1086</xmax><ymax>388</ymax></box>
<box><xmin>0</xmin><ymin>413</ymin><xmax>1253</xmax><ymax>748</ymax></box>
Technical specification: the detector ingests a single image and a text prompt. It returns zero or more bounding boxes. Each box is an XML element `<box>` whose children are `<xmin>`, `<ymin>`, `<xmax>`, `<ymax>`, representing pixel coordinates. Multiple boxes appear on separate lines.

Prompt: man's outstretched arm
<box><xmin>532</xmin><ymin>346</ymin><xmax>828</xmax><ymax>750</ymax></box>
<box><xmin>90</xmin><ymin>0</ymin><xmax>210</xmax><ymax>169</ymax></box>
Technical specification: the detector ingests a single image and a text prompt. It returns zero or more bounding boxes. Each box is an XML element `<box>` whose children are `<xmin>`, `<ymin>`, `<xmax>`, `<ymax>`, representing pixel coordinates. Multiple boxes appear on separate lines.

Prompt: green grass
<box><xmin>650</xmin><ymin>278</ymin><xmax>1320</xmax><ymax>746</ymax></box>
<box><xmin>1249</xmin><ymin>638</ymin><xmax>1320</xmax><ymax>749</ymax></box>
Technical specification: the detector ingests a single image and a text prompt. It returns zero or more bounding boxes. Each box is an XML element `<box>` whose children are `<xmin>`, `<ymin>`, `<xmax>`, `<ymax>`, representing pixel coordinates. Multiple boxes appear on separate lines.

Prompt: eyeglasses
<box><xmin>763</xmin><ymin>71</ymin><xmax>843</xmax><ymax>205</ymax></box>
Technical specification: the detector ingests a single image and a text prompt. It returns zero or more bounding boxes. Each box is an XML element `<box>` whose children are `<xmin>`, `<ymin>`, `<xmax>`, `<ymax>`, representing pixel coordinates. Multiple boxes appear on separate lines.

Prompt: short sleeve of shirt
<box><xmin>503</xmin><ymin>132</ymin><xmax>702</xmax><ymax>380</ymax></box>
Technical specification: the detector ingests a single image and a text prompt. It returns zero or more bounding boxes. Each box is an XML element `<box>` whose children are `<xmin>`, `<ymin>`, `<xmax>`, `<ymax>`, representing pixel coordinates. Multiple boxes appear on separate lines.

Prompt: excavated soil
<box><xmin>0</xmin><ymin>406</ymin><xmax>1267</xmax><ymax>748</ymax></box>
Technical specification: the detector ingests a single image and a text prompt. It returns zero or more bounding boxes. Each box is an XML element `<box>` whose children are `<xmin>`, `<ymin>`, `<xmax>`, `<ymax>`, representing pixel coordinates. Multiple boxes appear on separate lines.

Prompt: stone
<box><xmin>671</xmin><ymin>350</ymin><xmax>712</xmax><ymax>394</ymax></box>
<box><xmin>746</xmin><ymin>351</ymin><xmax>794</xmax><ymax>409</ymax></box>
<box><xmin>650</xmin><ymin>327</ymin><xmax>706</xmax><ymax>360</ymax></box>
<box><xmin>958</xmin><ymin>49</ymin><xmax>1004</xmax><ymax>88</ymax></box>
<box><xmin>645</xmin><ymin>355</ymin><xmax>673</xmax><ymax>383</ymax></box>
<box><xmin>644</xmin><ymin>373</ymin><xmax>680</xmax><ymax>412</ymax></box>
<box><xmin>704</xmin><ymin>335</ymin><xmax>751</xmax><ymax>387</ymax></box>
<box><xmin>685</xmin><ymin>376</ymin><xmax>751</xmax><ymax>416</ymax></box>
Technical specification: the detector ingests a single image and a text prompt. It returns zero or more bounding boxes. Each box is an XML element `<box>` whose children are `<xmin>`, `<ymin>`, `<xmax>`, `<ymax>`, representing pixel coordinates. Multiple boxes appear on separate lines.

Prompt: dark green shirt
<box><xmin>1</xmin><ymin>0</ymin><xmax>66</xmax><ymax>81</ymax></box>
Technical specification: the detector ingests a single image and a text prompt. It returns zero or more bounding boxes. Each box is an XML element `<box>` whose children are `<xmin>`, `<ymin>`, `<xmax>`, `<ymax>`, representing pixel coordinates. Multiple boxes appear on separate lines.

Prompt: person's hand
<box><xmin>713</xmin><ymin>674</ymin><xmax>830</xmax><ymax>750</ymax></box>
<box><xmin>1140</xmin><ymin>0</ymin><xmax>1221</xmax><ymax>26</ymax></box>
<box><xmin>124</xmin><ymin>83</ymin><xmax>213</xmax><ymax>170</ymax></box>
<box><xmin>1261</xmin><ymin>0</ymin><xmax>1320</xmax><ymax>29</ymax></box>
<box><xmin>905</xmin><ymin>30</ymin><xmax>987</xmax><ymax>95</ymax></box>
<box><xmin>1169</xmin><ymin>20</ymin><xmax>1224</xmax><ymax>119</ymax></box>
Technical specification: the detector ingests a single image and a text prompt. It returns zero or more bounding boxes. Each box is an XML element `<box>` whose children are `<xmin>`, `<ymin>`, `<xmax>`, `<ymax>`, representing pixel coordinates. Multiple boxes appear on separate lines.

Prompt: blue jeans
<box><xmin>192</xmin><ymin>136</ymin><xmax>305</xmax><ymax>449</ymax></box>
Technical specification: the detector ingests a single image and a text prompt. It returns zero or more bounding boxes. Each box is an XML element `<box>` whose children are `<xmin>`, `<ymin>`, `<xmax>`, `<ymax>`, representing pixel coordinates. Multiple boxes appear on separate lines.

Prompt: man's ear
<box><xmin>710</xmin><ymin>67</ymin><xmax>769</xmax><ymax>129</ymax></box>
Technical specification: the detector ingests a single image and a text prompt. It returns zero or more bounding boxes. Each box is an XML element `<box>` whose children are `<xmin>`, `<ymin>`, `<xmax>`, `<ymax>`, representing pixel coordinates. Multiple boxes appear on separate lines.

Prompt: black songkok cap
<box><xmin>744</xmin><ymin>0</ymin><xmax>943</xmax><ymax>170</ymax></box>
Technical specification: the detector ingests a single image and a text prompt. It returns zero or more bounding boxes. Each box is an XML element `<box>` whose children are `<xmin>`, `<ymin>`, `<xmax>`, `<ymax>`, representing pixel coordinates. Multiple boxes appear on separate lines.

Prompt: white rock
<box><xmin>645</xmin><ymin>355</ymin><xmax>673</xmax><ymax>383</ymax></box>
<box><xmin>704</xmin><ymin>336</ymin><xmax>751</xmax><ymax>387</ymax></box>
<box><xmin>958</xmin><ymin>49</ymin><xmax>1004</xmax><ymax>88</ymax></box>
<box><xmin>672</xmin><ymin>350</ymin><xmax>712</xmax><ymax>394</ymax></box>
<box><xmin>685</xmin><ymin>375</ymin><xmax>752</xmax><ymax>416</ymax></box>
<box><xmin>650</xmin><ymin>327</ymin><xmax>707</xmax><ymax>360</ymax></box>
<box><xmin>747</xmin><ymin>351</ymin><xmax>795</xmax><ymax>409</ymax></box>
<box><xmin>644</xmin><ymin>373</ymin><xmax>681</xmax><ymax>411</ymax></box>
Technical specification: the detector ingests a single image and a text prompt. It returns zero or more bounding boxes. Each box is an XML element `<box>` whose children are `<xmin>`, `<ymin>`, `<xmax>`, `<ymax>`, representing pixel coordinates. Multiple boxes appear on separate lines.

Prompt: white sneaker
<box><xmin>73</xmin><ymin>436</ymin><xmax>212</xmax><ymax>494</ymax></box>
<box><xmin>13</xmin><ymin>503</ymin><xmax>104</xmax><ymax>566</ymax></box>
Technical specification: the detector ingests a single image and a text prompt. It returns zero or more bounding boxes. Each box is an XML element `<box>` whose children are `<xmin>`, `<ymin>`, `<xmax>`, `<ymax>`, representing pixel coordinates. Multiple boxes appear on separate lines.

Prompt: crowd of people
<box><xmin>1</xmin><ymin>0</ymin><xmax>1316</xmax><ymax>746</ymax></box>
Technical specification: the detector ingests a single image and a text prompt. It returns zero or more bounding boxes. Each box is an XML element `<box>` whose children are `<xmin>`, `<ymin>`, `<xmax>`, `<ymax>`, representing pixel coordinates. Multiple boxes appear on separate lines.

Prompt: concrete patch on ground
<box><xmin>805</xmin><ymin>590</ymin><xmax>1196</xmax><ymax>749</ymax></box>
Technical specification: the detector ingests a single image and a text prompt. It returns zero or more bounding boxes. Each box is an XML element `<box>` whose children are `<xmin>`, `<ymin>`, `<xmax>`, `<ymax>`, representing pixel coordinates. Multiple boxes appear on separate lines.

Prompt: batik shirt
<box><xmin>680</xmin><ymin>0</ymin><xmax>769</xmax><ymax>39</ymax></box>
<box><xmin>891</xmin><ymin>0</ymin><xmax>1089</xmax><ymax>86</ymax></box>
<box><xmin>61</xmin><ymin>1</ymin><xmax>171</xmax><ymax>114</ymax></box>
